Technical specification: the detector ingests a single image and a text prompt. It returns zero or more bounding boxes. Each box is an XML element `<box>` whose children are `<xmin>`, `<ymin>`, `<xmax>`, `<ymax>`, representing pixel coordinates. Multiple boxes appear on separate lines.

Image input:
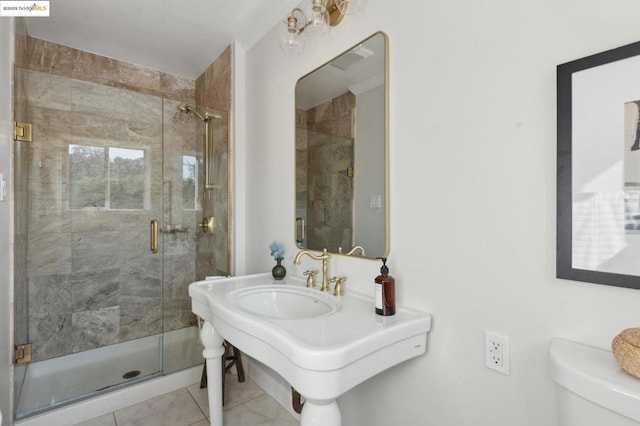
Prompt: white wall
<box><xmin>242</xmin><ymin>0</ymin><xmax>640</xmax><ymax>425</ymax></box>
<box><xmin>0</xmin><ymin>18</ymin><xmax>14</xmax><ymax>426</ymax></box>
<box><xmin>232</xmin><ymin>40</ymin><xmax>247</xmax><ymax>276</ymax></box>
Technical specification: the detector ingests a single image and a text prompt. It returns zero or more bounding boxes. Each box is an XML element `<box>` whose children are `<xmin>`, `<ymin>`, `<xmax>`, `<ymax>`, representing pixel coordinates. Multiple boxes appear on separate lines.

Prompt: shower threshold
<box><xmin>15</xmin><ymin>327</ymin><xmax>203</xmax><ymax>420</ymax></box>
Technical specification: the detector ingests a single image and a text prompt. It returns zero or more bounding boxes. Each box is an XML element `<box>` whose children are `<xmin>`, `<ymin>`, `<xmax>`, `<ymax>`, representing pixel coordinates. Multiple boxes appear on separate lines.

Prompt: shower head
<box><xmin>178</xmin><ymin>104</ymin><xmax>222</xmax><ymax>122</ymax></box>
<box><xmin>178</xmin><ymin>104</ymin><xmax>208</xmax><ymax>122</ymax></box>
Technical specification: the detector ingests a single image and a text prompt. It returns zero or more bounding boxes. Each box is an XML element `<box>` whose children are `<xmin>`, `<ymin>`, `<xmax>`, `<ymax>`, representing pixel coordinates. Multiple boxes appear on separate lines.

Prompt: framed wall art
<box><xmin>557</xmin><ymin>41</ymin><xmax>640</xmax><ymax>289</ymax></box>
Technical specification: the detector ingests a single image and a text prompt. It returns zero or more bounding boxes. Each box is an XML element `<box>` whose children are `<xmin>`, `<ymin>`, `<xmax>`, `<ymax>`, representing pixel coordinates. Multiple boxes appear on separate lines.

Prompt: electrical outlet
<box><xmin>485</xmin><ymin>331</ymin><xmax>510</xmax><ymax>375</ymax></box>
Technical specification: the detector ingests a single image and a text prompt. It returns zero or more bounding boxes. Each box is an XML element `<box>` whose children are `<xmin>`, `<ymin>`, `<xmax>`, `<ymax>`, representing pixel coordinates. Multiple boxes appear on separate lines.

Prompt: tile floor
<box><xmin>72</xmin><ymin>373</ymin><xmax>299</xmax><ymax>426</ymax></box>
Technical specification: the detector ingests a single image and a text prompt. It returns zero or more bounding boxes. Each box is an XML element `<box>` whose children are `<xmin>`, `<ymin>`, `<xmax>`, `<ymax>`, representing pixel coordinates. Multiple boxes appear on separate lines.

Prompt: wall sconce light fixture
<box><xmin>280</xmin><ymin>0</ymin><xmax>366</xmax><ymax>55</ymax></box>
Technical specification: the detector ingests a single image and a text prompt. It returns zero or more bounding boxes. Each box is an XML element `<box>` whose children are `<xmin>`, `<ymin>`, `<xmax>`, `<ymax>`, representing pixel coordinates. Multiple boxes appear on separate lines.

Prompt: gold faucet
<box><xmin>330</xmin><ymin>276</ymin><xmax>347</xmax><ymax>296</ymax></box>
<box><xmin>303</xmin><ymin>270</ymin><xmax>318</xmax><ymax>288</ymax></box>
<box><xmin>294</xmin><ymin>248</ymin><xmax>331</xmax><ymax>292</ymax></box>
<box><xmin>338</xmin><ymin>245</ymin><xmax>366</xmax><ymax>257</ymax></box>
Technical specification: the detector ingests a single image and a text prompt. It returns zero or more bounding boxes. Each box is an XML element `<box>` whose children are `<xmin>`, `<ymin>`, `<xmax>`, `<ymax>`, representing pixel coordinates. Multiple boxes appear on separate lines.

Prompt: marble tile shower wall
<box><xmin>12</xmin><ymin>36</ymin><xmax>226</xmax><ymax>361</ymax></box>
<box><xmin>296</xmin><ymin>92</ymin><xmax>355</xmax><ymax>251</ymax></box>
<box><xmin>195</xmin><ymin>46</ymin><xmax>231</xmax><ymax>278</ymax></box>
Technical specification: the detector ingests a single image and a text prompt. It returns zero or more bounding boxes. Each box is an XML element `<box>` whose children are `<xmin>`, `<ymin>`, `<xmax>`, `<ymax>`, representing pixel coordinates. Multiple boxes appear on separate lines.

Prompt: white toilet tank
<box><xmin>550</xmin><ymin>338</ymin><xmax>640</xmax><ymax>426</ymax></box>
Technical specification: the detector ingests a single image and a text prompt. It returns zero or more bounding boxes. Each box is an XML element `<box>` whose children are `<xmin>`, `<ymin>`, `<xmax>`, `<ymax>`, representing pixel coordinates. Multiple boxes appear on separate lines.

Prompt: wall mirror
<box><xmin>557</xmin><ymin>40</ymin><xmax>640</xmax><ymax>289</ymax></box>
<box><xmin>295</xmin><ymin>32</ymin><xmax>388</xmax><ymax>259</ymax></box>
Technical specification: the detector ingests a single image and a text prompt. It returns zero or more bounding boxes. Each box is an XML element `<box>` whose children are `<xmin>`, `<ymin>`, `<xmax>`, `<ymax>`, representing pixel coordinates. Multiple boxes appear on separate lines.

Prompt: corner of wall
<box><xmin>0</xmin><ymin>16</ymin><xmax>15</xmax><ymax>426</ymax></box>
<box><xmin>231</xmin><ymin>41</ymin><xmax>247</xmax><ymax>276</ymax></box>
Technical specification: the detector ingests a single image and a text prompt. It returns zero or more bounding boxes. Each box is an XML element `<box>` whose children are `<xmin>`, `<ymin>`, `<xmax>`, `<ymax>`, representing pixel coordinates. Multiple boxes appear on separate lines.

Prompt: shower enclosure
<box><xmin>12</xmin><ymin>35</ymin><xmax>230</xmax><ymax>419</ymax></box>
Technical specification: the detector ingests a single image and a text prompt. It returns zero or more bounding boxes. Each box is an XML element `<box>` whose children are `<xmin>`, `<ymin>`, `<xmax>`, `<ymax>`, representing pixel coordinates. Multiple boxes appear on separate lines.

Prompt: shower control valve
<box><xmin>199</xmin><ymin>216</ymin><xmax>216</xmax><ymax>234</ymax></box>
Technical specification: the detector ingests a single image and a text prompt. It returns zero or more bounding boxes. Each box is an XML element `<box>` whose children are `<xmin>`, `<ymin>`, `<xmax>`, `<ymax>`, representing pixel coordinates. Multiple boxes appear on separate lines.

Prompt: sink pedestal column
<box><xmin>301</xmin><ymin>398</ymin><xmax>342</xmax><ymax>426</ymax></box>
<box><xmin>200</xmin><ymin>321</ymin><xmax>225</xmax><ymax>426</ymax></box>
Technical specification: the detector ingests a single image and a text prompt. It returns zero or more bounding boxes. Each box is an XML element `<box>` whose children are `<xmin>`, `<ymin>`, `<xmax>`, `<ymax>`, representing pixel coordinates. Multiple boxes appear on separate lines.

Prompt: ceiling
<box><xmin>25</xmin><ymin>0</ymin><xmax>302</xmax><ymax>79</ymax></box>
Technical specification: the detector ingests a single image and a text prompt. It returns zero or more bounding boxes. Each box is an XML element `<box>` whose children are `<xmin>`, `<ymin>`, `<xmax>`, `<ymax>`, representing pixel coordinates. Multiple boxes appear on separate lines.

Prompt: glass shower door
<box><xmin>14</xmin><ymin>68</ymin><xmax>166</xmax><ymax>417</ymax></box>
<box><xmin>160</xmin><ymin>98</ymin><xmax>202</xmax><ymax>374</ymax></box>
<box><xmin>160</xmin><ymin>102</ymin><xmax>229</xmax><ymax>374</ymax></box>
<box><xmin>12</xmin><ymin>51</ymin><xmax>230</xmax><ymax>419</ymax></box>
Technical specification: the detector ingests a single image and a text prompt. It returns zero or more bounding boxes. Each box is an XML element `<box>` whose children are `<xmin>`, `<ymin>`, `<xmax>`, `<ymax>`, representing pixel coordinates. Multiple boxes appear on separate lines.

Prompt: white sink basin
<box><xmin>233</xmin><ymin>285</ymin><xmax>339</xmax><ymax>319</ymax></box>
<box><xmin>189</xmin><ymin>273</ymin><xmax>431</xmax><ymax>426</ymax></box>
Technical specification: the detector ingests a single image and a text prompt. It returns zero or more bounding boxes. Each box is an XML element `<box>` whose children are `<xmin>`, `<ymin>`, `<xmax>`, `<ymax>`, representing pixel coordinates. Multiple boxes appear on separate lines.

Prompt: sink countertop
<box><xmin>189</xmin><ymin>273</ymin><xmax>432</xmax><ymax>399</ymax></box>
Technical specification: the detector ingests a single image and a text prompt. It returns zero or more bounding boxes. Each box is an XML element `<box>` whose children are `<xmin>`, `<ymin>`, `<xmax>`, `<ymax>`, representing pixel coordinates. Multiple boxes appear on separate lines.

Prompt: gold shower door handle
<box><xmin>150</xmin><ymin>219</ymin><xmax>158</xmax><ymax>254</ymax></box>
<box><xmin>199</xmin><ymin>217</ymin><xmax>216</xmax><ymax>234</ymax></box>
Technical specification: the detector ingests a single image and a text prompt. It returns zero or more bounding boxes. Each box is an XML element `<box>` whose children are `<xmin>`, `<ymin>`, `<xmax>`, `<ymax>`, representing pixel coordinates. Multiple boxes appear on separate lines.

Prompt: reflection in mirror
<box><xmin>295</xmin><ymin>32</ymin><xmax>388</xmax><ymax>258</ymax></box>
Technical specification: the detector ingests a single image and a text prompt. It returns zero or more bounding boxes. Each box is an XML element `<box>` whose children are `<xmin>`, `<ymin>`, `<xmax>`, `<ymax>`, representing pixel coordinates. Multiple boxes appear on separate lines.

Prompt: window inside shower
<box><xmin>182</xmin><ymin>155</ymin><xmax>198</xmax><ymax>210</ymax></box>
<box><xmin>68</xmin><ymin>145</ymin><xmax>148</xmax><ymax>210</ymax></box>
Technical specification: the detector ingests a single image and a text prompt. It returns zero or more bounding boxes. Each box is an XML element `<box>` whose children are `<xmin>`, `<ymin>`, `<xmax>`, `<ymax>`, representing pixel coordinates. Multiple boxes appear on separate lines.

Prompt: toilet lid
<box><xmin>550</xmin><ymin>338</ymin><xmax>640</xmax><ymax>423</ymax></box>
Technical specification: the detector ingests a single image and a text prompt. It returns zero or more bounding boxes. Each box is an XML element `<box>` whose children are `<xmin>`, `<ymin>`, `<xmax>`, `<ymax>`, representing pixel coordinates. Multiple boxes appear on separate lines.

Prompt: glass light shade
<box><xmin>280</xmin><ymin>26</ymin><xmax>304</xmax><ymax>55</ymax></box>
<box><xmin>336</xmin><ymin>0</ymin><xmax>366</xmax><ymax>15</ymax></box>
<box><xmin>304</xmin><ymin>3</ymin><xmax>330</xmax><ymax>37</ymax></box>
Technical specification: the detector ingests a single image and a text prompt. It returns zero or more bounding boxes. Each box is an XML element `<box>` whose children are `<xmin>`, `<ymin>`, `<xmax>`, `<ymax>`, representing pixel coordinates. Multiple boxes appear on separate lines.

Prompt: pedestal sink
<box><xmin>189</xmin><ymin>273</ymin><xmax>431</xmax><ymax>426</ymax></box>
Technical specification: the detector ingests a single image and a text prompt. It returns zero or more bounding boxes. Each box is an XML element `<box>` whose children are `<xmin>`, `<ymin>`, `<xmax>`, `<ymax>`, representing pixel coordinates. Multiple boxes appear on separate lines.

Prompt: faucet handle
<box><xmin>303</xmin><ymin>270</ymin><xmax>318</xmax><ymax>288</ymax></box>
<box><xmin>330</xmin><ymin>276</ymin><xmax>347</xmax><ymax>296</ymax></box>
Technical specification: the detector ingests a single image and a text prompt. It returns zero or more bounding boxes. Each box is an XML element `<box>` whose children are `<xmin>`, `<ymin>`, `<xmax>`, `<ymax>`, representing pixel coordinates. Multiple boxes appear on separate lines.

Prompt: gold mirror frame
<box><xmin>294</xmin><ymin>32</ymin><xmax>389</xmax><ymax>259</ymax></box>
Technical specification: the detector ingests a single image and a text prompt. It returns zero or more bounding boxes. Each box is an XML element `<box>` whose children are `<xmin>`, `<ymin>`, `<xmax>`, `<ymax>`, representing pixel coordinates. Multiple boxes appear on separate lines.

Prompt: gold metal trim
<box><xmin>150</xmin><ymin>219</ymin><xmax>158</xmax><ymax>254</ymax></box>
<box><xmin>294</xmin><ymin>248</ymin><xmax>331</xmax><ymax>292</ymax></box>
<box><xmin>330</xmin><ymin>276</ymin><xmax>346</xmax><ymax>296</ymax></box>
<box><xmin>326</xmin><ymin>0</ymin><xmax>345</xmax><ymax>26</ymax></box>
<box><xmin>288</xmin><ymin>0</ymin><xmax>345</xmax><ymax>36</ymax></box>
<box><xmin>15</xmin><ymin>343</ymin><xmax>32</xmax><ymax>364</ymax></box>
<box><xmin>14</xmin><ymin>121</ymin><xmax>32</xmax><ymax>142</ymax></box>
<box><xmin>382</xmin><ymin>31</ymin><xmax>390</xmax><ymax>257</ymax></box>
<box><xmin>338</xmin><ymin>245</ymin><xmax>366</xmax><ymax>256</ymax></box>
<box><xmin>199</xmin><ymin>216</ymin><xmax>216</xmax><ymax>234</ymax></box>
<box><xmin>287</xmin><ymin>8</ymin><xmax>305</xmax><ymax>33</ymax></box>
<box><xmin>303</xmin><ymin>269</ymin><xmax>317</xmax><ymax>288</ymax></box>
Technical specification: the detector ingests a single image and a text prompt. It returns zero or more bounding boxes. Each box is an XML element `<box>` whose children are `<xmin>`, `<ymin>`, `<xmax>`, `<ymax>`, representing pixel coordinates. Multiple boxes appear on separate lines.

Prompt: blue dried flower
<box><xmin>269</xmin><ymin>241</ymin><xmax>284</xmax><ymax>259</ymax></box>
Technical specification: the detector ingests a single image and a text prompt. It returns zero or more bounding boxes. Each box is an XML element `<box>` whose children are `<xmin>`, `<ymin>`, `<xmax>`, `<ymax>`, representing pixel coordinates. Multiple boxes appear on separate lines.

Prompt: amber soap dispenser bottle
<box><xmin>375</xmin><ymin>257</ymin><xmax>395</xmax><ymax>316</ymax></box>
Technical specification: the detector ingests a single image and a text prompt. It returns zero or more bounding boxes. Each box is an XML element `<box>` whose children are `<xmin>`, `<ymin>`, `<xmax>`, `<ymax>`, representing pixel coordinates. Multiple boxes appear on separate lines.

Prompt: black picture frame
<box><xmin>557</xmin><ymin>41</ymin><xmax>640</xmax><ymax>289</ymax></box>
